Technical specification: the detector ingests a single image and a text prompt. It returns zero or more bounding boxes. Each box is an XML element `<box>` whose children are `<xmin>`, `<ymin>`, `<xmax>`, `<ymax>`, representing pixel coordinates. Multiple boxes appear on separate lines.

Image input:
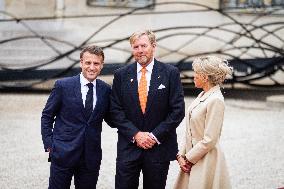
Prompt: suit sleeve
<box><xmin>151</xmin><ymin>67</ymin><xmax>185</xmax><ymax>142</ymax></box>
<box><xmin>41</xmin><ymin>80</ymin><xmax>62</xmax><ymax>151</ymax></box>
<box><xmin>110</xmin><ymin>71</ymin><xmax>140</xmax><ymax>141</ymax></box>
<box><xmin>103</xmin><ymin>86</ymin><xmax>116</xmax><ymax>128</ymax></box>
<box><xmin>185</xmin><ymin>98</ymin><xmax>225</xmax><ymax>164</ymax></box>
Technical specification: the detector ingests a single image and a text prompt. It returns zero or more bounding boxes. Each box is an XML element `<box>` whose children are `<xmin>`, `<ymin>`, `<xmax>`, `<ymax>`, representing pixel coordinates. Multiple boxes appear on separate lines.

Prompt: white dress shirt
<box><xmin>136</xmin><ymin>59</ymin><xmax>161</xmax><ymax>145</ymax></box>
<box><xmin>137</xmin><ymin>59</ymin><xmax>154</xmax><ymax>94</ymax></box>
<box><xmin>80</xmin><ymin>73</ymin><xmax>97</xmax><ymax>109</ymax></box>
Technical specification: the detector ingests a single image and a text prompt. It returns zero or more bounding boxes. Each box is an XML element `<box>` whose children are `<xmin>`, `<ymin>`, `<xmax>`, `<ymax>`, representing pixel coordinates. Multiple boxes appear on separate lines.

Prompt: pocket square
<box><xmin>158</xmin><ymin>84</ymin><xmax>166</xmax><ymax>89</ymax></box>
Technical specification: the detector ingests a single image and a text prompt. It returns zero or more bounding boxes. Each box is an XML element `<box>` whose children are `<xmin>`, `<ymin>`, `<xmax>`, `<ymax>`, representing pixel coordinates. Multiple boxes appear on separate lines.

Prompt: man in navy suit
<box><xmin>41</xmin><ymin>45</ymin><xmax>114</xmax><ymax>189</ymax></box>
<box><xmin>110</xmin><ymin>30</ymin><xmax>185</xmax><ymax>189</ymax></box>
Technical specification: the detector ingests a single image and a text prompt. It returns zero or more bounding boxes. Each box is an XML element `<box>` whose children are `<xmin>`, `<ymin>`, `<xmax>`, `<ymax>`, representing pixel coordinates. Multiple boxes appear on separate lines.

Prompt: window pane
<box><xmin>87</xmin><ymin>0</ymin><xmax>155</xmax><ymax>8</ymax></box>
<box><xmin>220</xmin><ymin>0</ymin><xmax>284</xmax><ymax>14</ymax></box>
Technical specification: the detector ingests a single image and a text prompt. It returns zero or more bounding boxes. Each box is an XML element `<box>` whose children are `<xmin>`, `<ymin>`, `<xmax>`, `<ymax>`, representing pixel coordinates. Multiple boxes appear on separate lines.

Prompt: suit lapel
<box><xmin>145</xmin><ymin>60</ymin><xmax>162</xmax><ymax>114</ymax></box>
<box><xmin>73</xmin><ymin>75</ymin><xmax>86</xmax><ymax>118</ymax></box>
<box><xmin>126</xmin><ymin>64</ymin><xmax>142</xmax><ymax>114</ymax></box>
<box><xmin>189</xmin><ymin>94</ymin><xmax>202</xmax><ymax>113</ymax></box>
<box><xmin>89</xmin><ymin>79</ymin><xmax>103</xmax><ymax>122</ymax></box>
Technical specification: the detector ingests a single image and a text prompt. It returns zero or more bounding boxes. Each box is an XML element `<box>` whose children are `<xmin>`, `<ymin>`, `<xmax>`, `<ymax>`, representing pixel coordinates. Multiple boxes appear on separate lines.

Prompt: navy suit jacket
<box><xmin>41</xmin><ymin>75</ymin><xmax>113</xmax><ymax>170</ymax></box>
<box><xmin>110</xmin><ymin>59</ymin><xmax>185</xmax><ymax>162</ymax></box>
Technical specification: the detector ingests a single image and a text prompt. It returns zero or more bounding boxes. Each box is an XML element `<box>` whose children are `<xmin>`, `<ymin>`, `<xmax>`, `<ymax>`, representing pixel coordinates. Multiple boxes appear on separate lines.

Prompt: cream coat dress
<box><xmin>173</xmin><ymin>85</ymin><xmax>231</xmax><ymax>189</ymax></box>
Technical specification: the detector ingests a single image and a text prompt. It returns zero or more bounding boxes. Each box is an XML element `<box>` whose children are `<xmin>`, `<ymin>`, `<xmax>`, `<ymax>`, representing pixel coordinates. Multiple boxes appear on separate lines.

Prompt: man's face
<box><xmin>131</xmin><ymin>35</ymin><xmax>156</xmax><ymax>67</ymax></box>
<box><xmin>80</xmin><ymin>52</ymin><xmax>103</xmax><ymax>82</ymax></box>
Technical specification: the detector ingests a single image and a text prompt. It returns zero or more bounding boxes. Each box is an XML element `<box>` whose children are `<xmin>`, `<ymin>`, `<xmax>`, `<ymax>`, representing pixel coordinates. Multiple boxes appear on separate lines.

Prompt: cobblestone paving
<box><xmin>0</xmin><ymin>94</ymin><xmax>283</xmax><ymax>189</ymax></box>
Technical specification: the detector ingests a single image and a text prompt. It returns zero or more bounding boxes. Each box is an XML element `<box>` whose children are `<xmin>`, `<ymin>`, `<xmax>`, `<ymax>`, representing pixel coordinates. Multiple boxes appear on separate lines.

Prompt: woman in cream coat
<box><xmin>174</xmin><ymin>56</ymin><xmax>232</xmax><ymax>189</ymax></box>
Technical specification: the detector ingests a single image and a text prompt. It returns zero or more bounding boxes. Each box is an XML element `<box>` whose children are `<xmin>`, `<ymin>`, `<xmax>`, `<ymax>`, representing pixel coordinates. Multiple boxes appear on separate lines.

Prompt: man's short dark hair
<box><xmin>80</xmin><ymin>45</ymin><xmax>104</xmax><ymax>62</ymax></box>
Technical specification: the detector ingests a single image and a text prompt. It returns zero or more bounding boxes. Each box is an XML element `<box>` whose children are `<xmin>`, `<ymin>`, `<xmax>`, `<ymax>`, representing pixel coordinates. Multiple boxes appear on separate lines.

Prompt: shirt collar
<box><xmin>80</xmin><ymin>73</ymin><xmax>96</xmax><ymax>87</ymax></box>
<box><xmin>137</xmin><ymin>58</ymin><xmax>155</xmax><ymax>74</ymax></box>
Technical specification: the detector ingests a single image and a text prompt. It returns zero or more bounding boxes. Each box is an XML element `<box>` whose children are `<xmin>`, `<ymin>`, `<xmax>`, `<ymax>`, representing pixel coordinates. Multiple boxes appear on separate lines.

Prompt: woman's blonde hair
<box><xmin>192</xmin><ymin>56</ymin><xmax>233</xmax><ymax>86</ymax></box>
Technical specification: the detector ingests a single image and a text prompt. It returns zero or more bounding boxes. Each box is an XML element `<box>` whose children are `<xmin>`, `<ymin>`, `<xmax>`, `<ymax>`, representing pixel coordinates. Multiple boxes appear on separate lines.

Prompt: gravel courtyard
<box><xmin>0</xmin><ymin>92</ymin><xmax>283</xmax><ymax>189</ymax></box>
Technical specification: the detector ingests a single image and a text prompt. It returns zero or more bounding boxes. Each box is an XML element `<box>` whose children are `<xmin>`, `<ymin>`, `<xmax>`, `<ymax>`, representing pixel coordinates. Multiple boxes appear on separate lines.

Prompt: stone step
<box><xmin>266</xmin><ymin>95</ymin><xmax>284</xmax><ymax>109</ymax></box>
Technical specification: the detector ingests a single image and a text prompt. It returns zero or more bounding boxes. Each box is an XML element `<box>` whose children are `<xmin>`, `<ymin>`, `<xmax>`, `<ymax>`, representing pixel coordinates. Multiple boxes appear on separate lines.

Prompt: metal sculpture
<box><xmin>0</xmin><ymin>2</ymin><xmax>283</xmax><ymax>90</ymax></box>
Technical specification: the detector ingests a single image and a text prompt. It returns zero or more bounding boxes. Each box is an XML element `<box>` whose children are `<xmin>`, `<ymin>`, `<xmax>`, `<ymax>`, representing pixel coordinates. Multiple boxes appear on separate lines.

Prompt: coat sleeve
<box><xmin>151</xmin><ymin>67</ymin><xmax>185</xmax><ymax>142</ymax></box>
<box><xmin>178</xmin><ymin>107</ymin><xmax>192</xmax><ymax>156</ymax></box>
<box><xmin>110</xmin><ymin>71</ymin><xmax>140</xmax><ymax>142</ymax></box>
<box><xmin>178</xmin><ymin>135</ymin><xmax>187</xmax><ymax>156</ymax></box>
<box><xmin>41</xmin><ymin>80</ymin><xmax>62</xmax><ymax>151</ymax></box>
<box><xmin>185</xmin><ymin>98</ymin><xmax>225</xmax><ymax>164</ymax></box>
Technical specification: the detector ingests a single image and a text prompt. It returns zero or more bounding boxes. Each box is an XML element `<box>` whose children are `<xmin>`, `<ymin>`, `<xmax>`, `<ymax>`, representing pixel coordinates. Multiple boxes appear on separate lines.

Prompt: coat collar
<box><xmin>189</xmin><ymin>85</ymin><xmax>221</xmax><ymax>112</ymax></box>
<box><xmin>199</xmin><ymin>85</ymin><xmax>221</xmax><ymax>102</ymax></box>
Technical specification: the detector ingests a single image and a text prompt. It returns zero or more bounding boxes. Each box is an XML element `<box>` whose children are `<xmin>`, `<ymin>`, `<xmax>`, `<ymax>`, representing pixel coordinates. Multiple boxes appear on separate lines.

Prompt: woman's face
<box><xmin>193</xmin><ymin>72</ymin><xmax>206</xmax><ymax>88</ymax></box>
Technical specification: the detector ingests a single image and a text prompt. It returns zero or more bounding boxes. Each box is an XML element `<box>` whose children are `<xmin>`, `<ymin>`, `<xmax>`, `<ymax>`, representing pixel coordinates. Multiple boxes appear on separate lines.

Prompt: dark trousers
<box><xmin>115</xmin><ymin>156</ymin><xmax>170</xmax><ymax>189</ymax></box>
<box><xmin>49</xmin><ymin>155</ymin><xmax>100</xmax><ymax>189</ymax></box>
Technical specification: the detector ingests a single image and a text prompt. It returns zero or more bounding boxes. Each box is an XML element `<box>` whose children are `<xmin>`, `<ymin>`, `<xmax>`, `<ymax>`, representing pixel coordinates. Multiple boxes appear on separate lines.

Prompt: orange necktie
<box><xmin>138</xmin><ymin>67</ymin><xmax>147</xmax><ymax>114</ymax></box>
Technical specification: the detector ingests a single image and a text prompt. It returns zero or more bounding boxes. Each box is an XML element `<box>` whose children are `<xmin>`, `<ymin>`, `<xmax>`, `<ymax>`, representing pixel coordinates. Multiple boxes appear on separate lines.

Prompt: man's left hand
<box><xmin>134</xmin><ymin>132</ymin><xmax>156</xmax><ymax>149</ymax></box>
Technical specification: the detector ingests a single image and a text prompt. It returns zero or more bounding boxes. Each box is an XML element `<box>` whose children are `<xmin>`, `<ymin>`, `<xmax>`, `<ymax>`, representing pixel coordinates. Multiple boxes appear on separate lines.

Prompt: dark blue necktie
<box><xmin>85</xmin><ymin>83</ymin><xmax>93</xmax><ymax>120</ymax></box>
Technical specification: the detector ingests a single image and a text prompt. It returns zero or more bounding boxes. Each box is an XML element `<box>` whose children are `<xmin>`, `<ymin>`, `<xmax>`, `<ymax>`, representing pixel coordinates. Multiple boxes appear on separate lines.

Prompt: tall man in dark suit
<box><xmin>41</xmin><ymin>45</ymin><xmax>114</xmax><ymax>189</ymax></box>
<box><xmin>110</xmin><ymin>30</ymin><xmax>185</xmax><ymax>189</ymax></box>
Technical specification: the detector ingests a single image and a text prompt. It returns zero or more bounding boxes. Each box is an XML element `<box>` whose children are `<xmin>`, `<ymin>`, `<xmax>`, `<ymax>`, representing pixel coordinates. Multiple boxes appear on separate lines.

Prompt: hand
<box><xmin>134</xmin><ymin>132</ymin><xmax>156</xmax><ymax>149</ymax></box>
<box><xmin>177</xmin><ymin>155</ymin><xmax>193</xmax><ymax>173</ymax></box>
<box><xmin>47</xmin><ymin>148</ymin><xmax>52</xmax><ymax>162</ymax></box>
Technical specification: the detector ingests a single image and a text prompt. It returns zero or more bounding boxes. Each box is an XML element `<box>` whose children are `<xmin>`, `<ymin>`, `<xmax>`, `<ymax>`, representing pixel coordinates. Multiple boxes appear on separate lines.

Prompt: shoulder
<box><xmin>55</xmin><ymin>75</ymin><xmax>79</xmax><ymax>87</ymax></box>
<box><xmin>97</xmin><ymin>79</ymin><xmax>111</xmax><ymax>90</ymax></box>
<box><xmin>156</xmin><ymin>60</ymin><xmax>179</xmax><ymax>72</ymax></box>
<box><xmin>155</xmin><ymin>61</ymin><xmax>180</xmax><ymax>81</ymax></box>
<box><xmin>207</xmin><ymin>90</ymin><xmax>225</xmax><ymax>108</ymax></box>
<box><xmin>114</xmin><ymin>63</ymin><xmax>134</xmax><ymax>75</ymax></box>
<box><xmin>97</xmin><ymin>79</ymin><xmax>111</xmax><ymax>97</ymax></box>
<box><xmin>213</xmin><ymin>89</ymin><xmax>224</xmax><ymax>101</ymax></box>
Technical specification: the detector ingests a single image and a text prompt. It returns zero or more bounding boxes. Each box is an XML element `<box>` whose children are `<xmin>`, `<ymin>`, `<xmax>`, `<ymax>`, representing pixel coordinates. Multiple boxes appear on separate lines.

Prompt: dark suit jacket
<box><xmin>110</xmin><ymin>59</ymin><xmax>185</xmax><ymax>162</ymax></box>
<box><xmin>41</xmin><ymin>75</ymin><xmax>113</xmax><ymax>170</ymax></box>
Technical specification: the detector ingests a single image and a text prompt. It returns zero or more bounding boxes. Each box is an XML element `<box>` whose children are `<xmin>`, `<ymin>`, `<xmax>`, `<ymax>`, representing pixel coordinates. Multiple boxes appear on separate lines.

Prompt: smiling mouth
<box><xmin>138</xmin><ymin>55</ymin><xmax>147</xmax><ymax>59</ymax></box>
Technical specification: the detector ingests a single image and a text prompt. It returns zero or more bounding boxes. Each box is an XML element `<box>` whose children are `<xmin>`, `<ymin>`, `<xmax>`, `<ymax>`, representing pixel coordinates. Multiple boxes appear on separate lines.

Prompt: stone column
<box><xmin>0</xmin><ymin>0</ymin><xmax>5</xmax><ymax>19</ymax></box>
<box><xmin>55</xmin><ymin>0</ymin><xmax>65</xmax><ymax>17</ymax></box>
